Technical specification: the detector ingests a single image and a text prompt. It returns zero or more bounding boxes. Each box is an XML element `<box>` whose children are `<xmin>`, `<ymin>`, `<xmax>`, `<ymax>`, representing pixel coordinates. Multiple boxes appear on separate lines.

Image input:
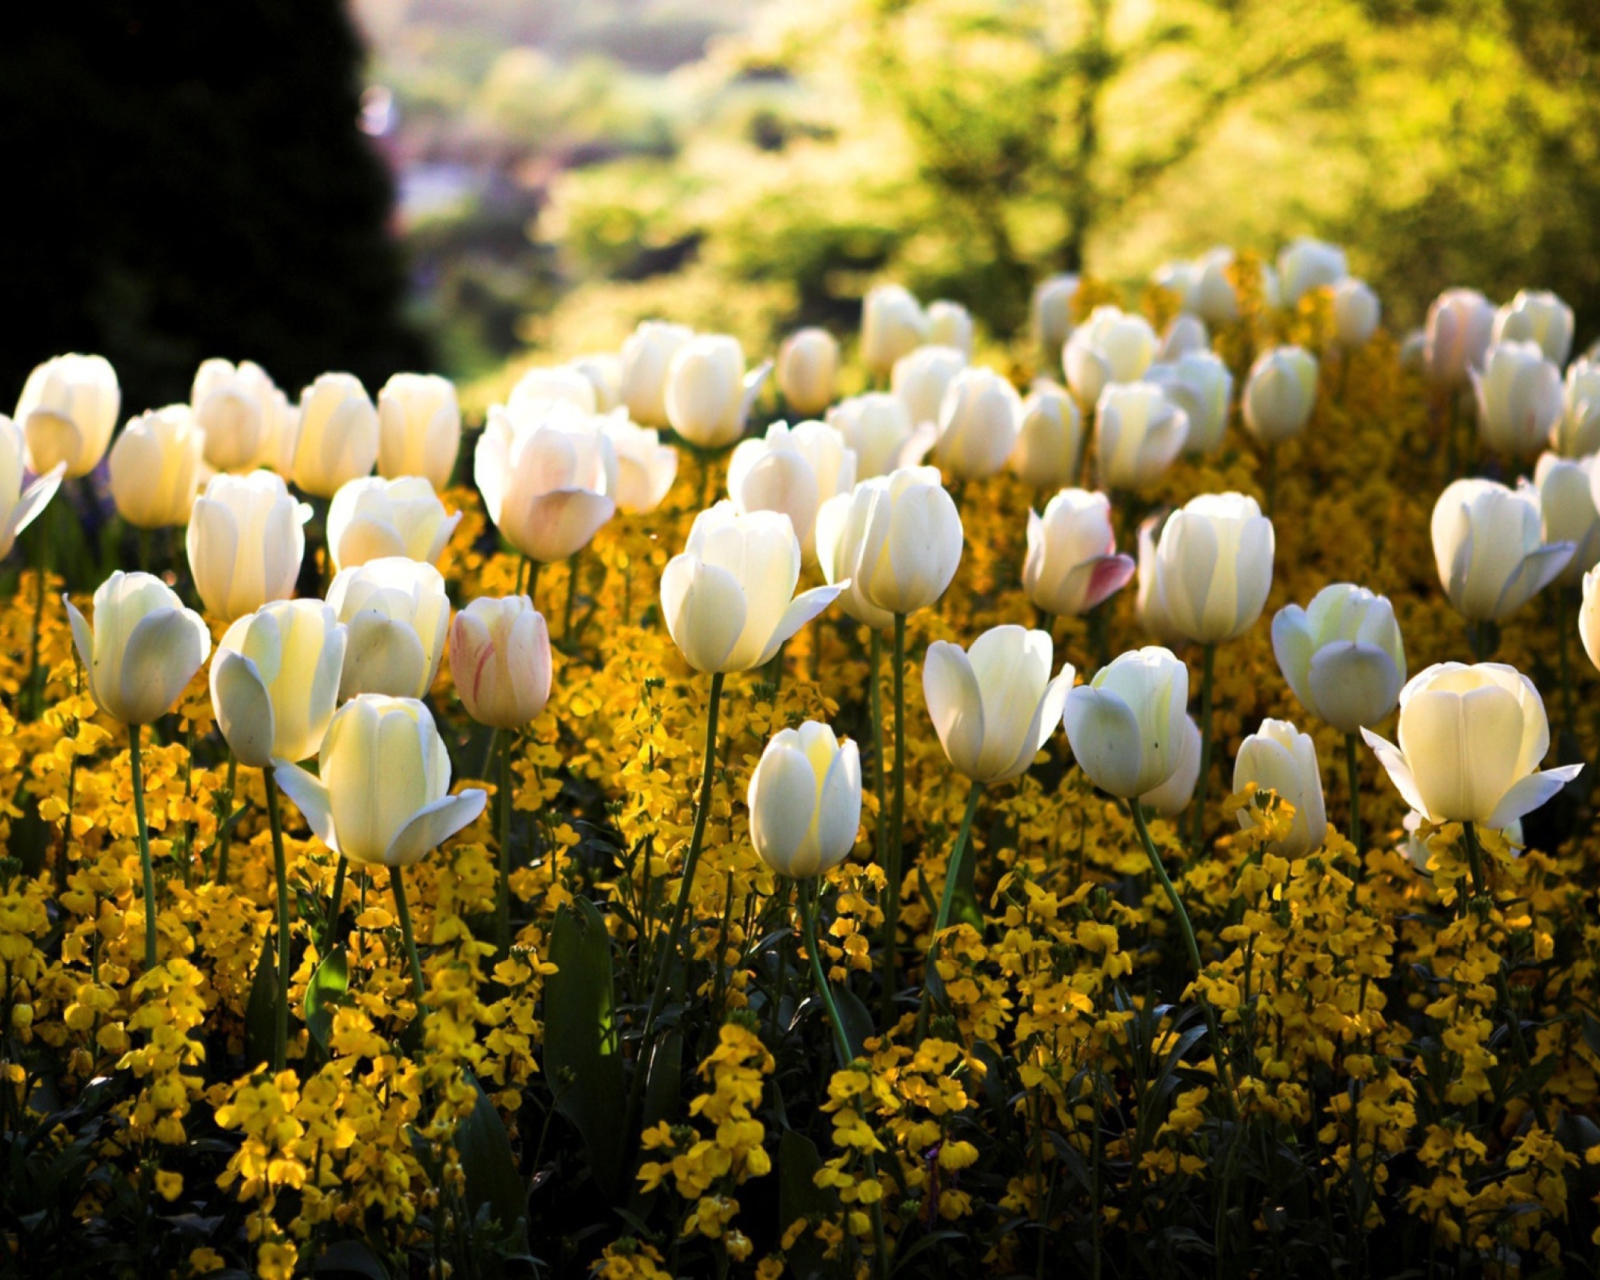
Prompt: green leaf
<box><xmin>779</xmin><ymin>1128</ymin><xmax>830</xmax><ymax>1280</ymax></box>
<box><xmin>832</xmin><ymin>983</ymin><xmax>875</xmax><ymax>1062</ymax></box>
<box><xmin>457</xmin><ymin>1070</ymin><xmax>529</xmax><ymax>1251</ymax></box>
<box><xmin>304</xmin><ymin>948</ymin><xmax>349</xmax><ymax>1052</ymax></box>
<box><xmin>641</xmin><ymin>1027</ymin><xmax>682</xmax><ymax>1135</ymax></box>
<box><xmin>8</xmin><ymin>787</ymin><xmax>52</xmax><ymax>879</ymax></box>
<box><xmin>545</xmin><ymin>898</ymin><xmax>627</xmax><ymax>1199</ymax></box>
<box><xmin>312</xmin><ymin>1239</ymin><xmax>390</xmax><ymax>1278</ymax></box>
<box><xmin>244</xmin><ymin>934</ymin><xmax>278</xmax><ymax>1070</ymax></box>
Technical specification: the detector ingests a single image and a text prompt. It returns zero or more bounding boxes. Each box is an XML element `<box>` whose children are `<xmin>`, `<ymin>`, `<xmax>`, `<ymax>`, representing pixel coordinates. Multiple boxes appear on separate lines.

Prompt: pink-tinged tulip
<box><xmin>1022</xmin><ymin>489</ymin><xmax>1134</xmax><ymax>618</ymax></box>
<box><xmin>448</xmin><ymin>595</ymin><xmax>552</xmax><ymax>729</ymax></box>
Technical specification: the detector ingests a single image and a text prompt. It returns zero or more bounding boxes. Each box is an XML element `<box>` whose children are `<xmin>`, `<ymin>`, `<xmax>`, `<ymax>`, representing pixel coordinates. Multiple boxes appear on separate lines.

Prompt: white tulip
<box><xmin>1363</xmin><ymin>662</ymin><xmax>1580</xmax><ymax>828</ymax></box>
<box><xmin>0</xmin><ymin>416</ymin><xmax>62</xmax><ymax>560</ymax></box>
<box><xmin>1241</xmin><ymin>346</ymin><xmax>1319</xmax><ymax>444</ymax></box>
<box><xmin>1032</xmin><ymin>274</ymin><xmax>1079</xmax><ymax>356</ymax></box>
<box><xmin>933</xmin><ymin>367</ymin><xmax>1022</xmax><ymax>480</ymax></box>
<box><xmin>1535</xmin><ymin>454</ymin><xmax>1600</xmax><ymax>584</ymax></box>
<box><xmin>192</xmin><ymin>358</ymin><xmax>291</xmax><ymax>474</ymax></box>
<box><xmin>1424</xmin><ymin>288</ymin><xmax>1496</xmax><ymax>389</ymax></box>
<box><xmin>1234</xmin><ymin>719</ymin><xmax>1327</xmax><ymax>856</ymax></box>
<box><xmin>187</xmin><ymin>471</ymin><xmax>309</xmax><ymax>621</ymax></box>
<box><xmin>660</xmin><ymin>503</ymin><xmax>842</xmax><ymax>673</ymax></box>
<box><xmin>1151</xmin><ymin>493</ymin><xmax>1275</xmax><ymax>645</ymax></box>
<box><xmin>1022</xmin><ymin>488</ymin><xmax>1134</xmax><ymax>618</ymax></box>
<box><xmin>509</xmin><ymin>366</ymin><xmax>597</xmax><ymax>415</ymax></box>
<box><xmin>1472</xmin><ymin>341</ymin><xmax>1563</xmax><ymax>458</ymax></box>
<box><xmin>747</xmin><ymin>723</ymin><xmax>862</xmax><ymax>878</ymax></box>
<box><xmin>602</xmin><ymin>417</ymin><xmax>679</xmax><ymax>514</ymax></box>
<box><xmin>1157</xmin><ymin>314</ymin><xmax>1209</xmax><ymax>363</ymax></box>
<box><xmin>1332</xmin><ymin>279</ymin><xmax>1381</xmax><ymax>348</ymax></box>
<box><xmin>1277</xmin><ymin>237</ymin><xmax>1347</xmax><ymax>305</ymax></box>
<box><xmin>1581</xmin><ymin>566</ymin><xmax>1600</xmax><ymax>673</ymax></box>
<box><xmin>776</xmin><ymin>328</ymin><xmax>840</xmax><ymax>418</ymax></box>
<box><xmin>65</xmin><ymin>571</ymin><xmax>211</xmax><ymax>725</ymax></box>
<box><xmin>568</xmin><ymin>354</ymin><xmax>623</xmax><ymax>412</ymax></box>
<box><xmin>210</xmin><ymin>600</ymin><xmax>348</xmax><ymax>767</ymax></box>
<box><xmin>475</xmin><ymin>400</ymin><xmax>617</xmax><ymax>563</ymax></box>
<box><xmin>1095</xmin><ymin>382</ymin><xmax>1188</xmax><ymax>491</ymax></box>
<box><xmin>1146</xmin><ymin>352</ymin><xmax>1233</xmax><ymax>455</ymax></box>
<box><xmin>820</xmin><ymin>466</ymin><xmax>963</xmax><ymax>618</ymax></box>
<box><xmin>727</xmin><ymin>419</ymin><xmax>856</xmax><ymax>561</ymax></box>
<box><xmin>1432</xmin><ymin>478</ymin><xmax>1572</xmax><ymax>623</ymax></box>
<box><xmin>892</xmin><ymin>345</ymin><xmax>966</xmax><ymax>430</ymax></box>
<box><xmin>16</xmin><ymin>353</ymin><xmax>120</xmax><ymax>479</ymax></box>
<box><xmin>665</xmin><ymin>334</ymin><xmax>768</xmax><ymax>449</ymax></box>
<box><xmin>326</xmin><ymin>475</ymin><xmax>461</xmax><ymax>572</ymax></box>
<box><xmin>861</xmin><ymin>284</ymin><xmax>929</xmax><ymax>376</ymax></box>
<box><xmin>1063</xmin><ymin>646</ymin><xmax>1190</xmax><ymax>798</ymax></box>
<box><xmin>325</xmin><ymin>556</ymin><xmax>451</xmax><ymax>701</ymax></box>
<box><xmin>1191</xmin><ymin>249</ymin><xmax>1241</xmax><ymax>325</ymax></box>
<box><xmin>1272</xmin><ymin>583</ymin><xmax>1406</xmax><ymax>734</ymax></box>
<box><xmin>828</xmin><ymin>394</ymin><xmax>932</xmax><ymax>480</ymax></box>
<box><xmin>924</xmin><ymin>625</ymin><xmax>1074</xmax><ymax>784</ymax></box>
<box><xmin>1064</xmin><ymin>307</ymin><xmax>1157</xmax><ymax>407</ymax></box>
<box><xmin>1009</xmin><ymin>382</ymin><xmax>1083</xmax><ymax>491</ymax></box>
<box><xmin>926</xmin><ymin>300</ymin><xmax>974</xmax><ymax>357</ymax></box>
<box><xmin>1140</xmin><ymin>715</ymin><xmax>1201</xmax><ymax>817</ymax></box>
<box><xmin>1135</xmin><ymin>515</ymin><xmax>1184</xmax><ymax>646</ymax></box>
<box><xmin>1558</xmin><ymin>357</ymin><xmax>1600</xmax><ymax>457</ymax></box>
<box><xmin>108</xmin><ymin>405</ymin><xmax>205</xmax><ymax>530</ymax></box>
<box><xmin>292</xmin><ymin>372</ymin><xmax>379</xmax><ymax>498</ymax></box>
<box><xmin>1493</xmin><ymin>289</ymin><xmax>1574</xmax><ymax>367</ymax></box>
<box><xmin>620</xmin><ymin>321</ymin><xmax>694</xmax><ymax>428</ymax></box>
<box><xmin>448</xmin><ymin>595</ymin><xmax>552</xmax><ymax>730</ymax></box>
<box><xmin>1153</xmin><ymin>261</ymin><xmax>1198</xmax><ymax>311</ymax></box>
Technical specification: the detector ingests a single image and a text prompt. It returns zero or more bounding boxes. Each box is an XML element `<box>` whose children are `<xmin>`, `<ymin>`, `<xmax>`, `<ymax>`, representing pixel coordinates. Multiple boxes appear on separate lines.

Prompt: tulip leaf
<box><xmin>456</xmin><ymin>1070</ymin><xmax>529</xmax><ymax>1251</ymax></box>
<box><xmin>244</xmin><ymin>934</ymin><xmax>278</xmax><ymax>1070</ymax></box>
<box><xmin>640</xmin><ymin>1026</ymin><xmax>682</xmax><ymax>1135</ymax></box>
<box><xmin>312</xmin><ymin>1240</ymin><xmax>390</xmax><ymax>1279</ymax></box>
<box><xmin>304</xmin><ymin>948</ymin><xmax>349</xmax><ymax>1053</ymax></box>
<box><xmin>832</xmin><ymin>983</ymin><xmax>875</xmax><ymax>1062</ymax></box>
<box><xmin>778</xmin><ymin>1128</ymin><xmax>830</xmax><ymax>1280</ymax></box>
<box><xmin>8</xmin><ymin>787</ymin><xmax>52</xmax><ymax>879</ymax></box>
<box><xmin>545</xmin><ymin>897</ymin><xmax>627</xmax><ymax>1199</ymax></box>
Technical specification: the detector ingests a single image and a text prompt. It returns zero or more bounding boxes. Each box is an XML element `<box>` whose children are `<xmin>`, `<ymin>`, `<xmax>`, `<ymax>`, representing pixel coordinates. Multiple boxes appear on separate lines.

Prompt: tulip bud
<box><xmin>192</xmin><ymin>358</ymin><xmax>291</xmax><ymax>474</ymax></box>
<box><xmin>509</xmin><ymin>366</ymin><xmax>596</xmax><ymax>415</ymax></box>
<box><xmin>934</xmin><ymin>367</ymin><xmax>1022</xmax><ymax>480</ymax></box>
<box><xmin>1022</xmin><ymin>489</ymin><xmax>1134</xmax><ymax>618</ymax></box>
<box><xmin>1009</xmin><ymin>382</ymin><xmax>1083</xmax><ymax>491</ymax></box>
<box><xmin>818</xmin><ymin>466</ymin><xmax>963</xmax><ymax>619</ymax></box>
<box><xmin>727</xmin><ymin>419</ymin><xmax>856</xmax><ymax>562</ymax></box>
<box><xmin>926</xmin><ymin>300</ymin><xmax>974</xmax><ymax>358</ymax></box>
<box><xmin>747</xmin><ymin>722</ymin><xmax>862</xmax><ymax>878</ymax></box>
<box><xmin>1424</xmin><ymin>288</ymin><xmax>1495</xmax><ymax>388</ymax></box>
<box><xmin>1152</xmin><ymin>493</ymin><xmax>1275</xmax><ymax>645</ymax></box>
<box><xmin>1332</xmin><ymin>279</ymin><xmax>1380</xmax><ymax>348</ymax></box>
<box><xmin>1432</xmin><ymin>477</ymin><xmax>1572</xmax><ymax>623</ymax></box>
<box><xmin>1363</xmin><ymin>662</ymin><xmax>1580</xmax><ymax>828</ymax></box>
<box><xmin>1157</xmin><ymin>314</ymin><xmax>1208</xmax><ymax>363</ymax></box>
<box><xmin>1234</xmin><ymin>719</ymin><xmax>1327</xmax><ymax>856</ymax></box>
<box><xmin>603</xmin><ymin>417</ymin><xmax>679</xmax><ymax>514</ymax></box>
<box><xmin>292</xmin><ymin>372</ymin><xmax>379</xmax><ymax>498</ymax></box>
<box><xmin>0</xmin><ymin>416</ymin><xmax>61</xmax><ymax>559</ymax></box>
<box><xmin>1095</xmin><ymin>382</ymin><xmax>1188</xmax><ymax>491</ymax></box>
<box><xmin>1277</xmin><ymin>237</ymin><xmax>1347</xmax><ymax>305</ymax></box>
<box><xmin>1152</xmin><ymin>261</ymin><xmax>1198</xmax><ymax>311</ymax></box>
<box><xmin>1140</xmin><ymin>715</ymin><xmax>1201</xmax><ymax>817</ymax></box>
<box><xmin>620</xmin><ymin>321</ymin><xmax>694</xmax><ymax>428</ymax></box>
<box><xmin>448</xmin><ymin>595</ymin><xmax>552</xmax><ymax>729</ymax></box>
<box><xmin>924</xmin><ymin>625</ymin><xmax>1074</xmax><ymax>784</ymax></box>
<box><xmin>568</xmin><ymin>353</ymin><xmax>623</xmax><ymax>413</ymax></box>
<box><xmin>475</xmin><ymin>400</ymin><xmax>617</xmax><ymax>564</ymax></box>
<box><xmin>1272</xmin><ymin>583</ymin><xmax>1405</xmax><ymax>734</ymax></box>
<box><xmin>273</xmin><ymin>694</ymin><xmax>487</xmax><ymax>868</ymax></box>
<box><xmin>1241</xmin><ymin>346</ymin><xmax>1319</xmax><ymax>444</ymax></box>
<box><xmin>1558</xmin><ymin>357</ymin><xmax>1600</xmax><ymax>457</ymax></box>
<box><xmin>661</xmin><ymin>503</ymin><xmax>842</xmax><ymax>673</ymax></box>
<box><xmin>210</xmin><ymin>600</ymin><xmax>348</xmax><ymax>767</ymax></box>
<box><xmin>1062</xmin><ymin>646</ymin><xmax>1189</xmax><ymax>798</ymax></box>
<box><xmin>65</xmin><ymin>571</ymin><xmax>211</xmax><ymax>725</ymax></box>
<box><xmin>16</xmin><ymin>353</ymin><xmax>120</xmax><ymax>479</ymax></box>
<box><xmin>892</xmin><ymin>345</ymin><xmax>966</xmax><ymax>430</ymax></box>
<box><xmin>1537</xmin><ymin>453</ymin><xmax>1600</xmax><ymax>584</ymax></box>
<box><xmin>1146</xmin><ymin>352</ymin><xmax>1233</xmax><ymax>455</ymax></box>
<box><xmin>1032</xmin><ymin>274</ymin><xmax>1079</xmax><ymax>357</ymax></box>
<box><xmin>1191</xmin><ymin>249</ymin><xmax>1240</xmax><ymax>325</ymax></box>
<box><xmin>1399</xmin><ymin>330</ymin><xmax>1427</xmax><ymax>373</ymax></box>
<box><xmin>1064</xmin><ymin>307</ymin><xmax>1157</xmax><ymax>408</ymax></box>
<box><xmin>108</xmin><ymin>405</ymin><xmax>205</xmax><ymax>529</ymax></box>
<box><xmin>827</xmin><ymin>393</ymin><xmax>931</xmax><ymax>480</ymax></box>
<box><xmin>1493</xmin><ymin>289</ymin><xmax>1574</xmax><ymax>367</ymax></box>
<box><xmin>665</xmin><ymin>334</ymin><xmax>767</xmax><ymax>449</ymax></box>
<box><xmin>327</xmin><ymin>475</ymin><xmax>461</xmax><ymax>572</ymax></box>
<box><xmin>1472</xmin><ymin>341</ymin><xmax>1563</xmax><ymax>458</ymax></box>
<box><xmin>776</xmin><ymin>328</ymin><xmax>840</xmax><ymax>418</ymax></box>
<box><xmin>861</xmin><ymin>284</ymin><xmax>928</xmax><ymax>376</ymax></box>
<box><xmin>1135</xmin><ymin>514</ymin><xmax>1184</xmax><ymax>646</ymax></box>
<box><xmin>326</xmin><ymin>556</ymin><xmax>451</xmax><ymax>701</ymax></box>
<box><xmin>187</xmin><ymin>471</ymin><xmax>309</xmax><ymax>621</ymax></box>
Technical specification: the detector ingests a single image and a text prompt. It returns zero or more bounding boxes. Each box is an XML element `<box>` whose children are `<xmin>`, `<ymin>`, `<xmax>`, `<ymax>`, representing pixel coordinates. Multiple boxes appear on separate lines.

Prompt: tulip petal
<box><xmin>1083</xmin><ymin>554</ymin><xmax>1135</xmax><ymax>610</ymax></box>
<box><xmin>7</xmin><ymin>463</ymin><xmax>64</xmax><ymax>548</ymax></box>
<box><xmin>382</xmin><ymin>789</ymin><xmax>489</xmax><ymax>867</ymax></box>
<box><xmin>211</xmin><ymin>650</ymin><xmax>276</xmax><ymax>768</ymax></box>
<box><xmin>342</xmin><ymin>611</ymin><xmax>429</xmax><ymax>700</ymax></box>
<box><xmin>1495</xmin><ymin>541</ymin><xmax>1574</xmax><ymax>618</ymax></box>
<box><xmin>815</xmin><ymin>741</ymin><xmax>863</xmax><ymax>873</ymax></box>
<box><xmin>1486</xmin><ymin>764</ymin><xmax>1582</xmax><ymax>830</ymax></box>
<box><xmin>749</xmin><ymin>743</ymin><xmax>817</xmax><ymax>875</ymax></box>
<box><xmin>1063</xmin><ymin>685</ymin><xmax>1143</xmax><ymax>798</ymax></box>
<box><xmin>1360</xmin><ymin>728</ymin><xmax>1430</xmax><ymax>818</ymax></box>
<box><xmin>64</xmin><ymin>597</ymin><xmax>95</xmax><ymax>701</ymax></box>
<box><xmin>1271</xmin><ymin>606</ymin><xmax>1316</xmax><ymax>713</ymax></box>
<box><xmin>119</xmin><ymin>607</ymin><xmax>209</xmax><ymax>725</ymax></box>
<box><xmin>273</xmin><ymin>762</ymin><xmax>338</xmax><ymax>850</ymax></box>
<box><xmin>1306</xmin><ymin>642</ymin><xmax>1402</xmax><ymax>734</ymax></box>
<box><xmin>661</xmin><ymin>555</ymin><xmax>747</xmax><ymax>673</ymax></box>
<box><xmin>753</xmin><ymin>582</ymin><xmax>843</xmax><ymax>668</ymax></box>
<box><xmin>922</xmin><ymin>640</ymin><xmax>985</xmax><ymax>778</ymax></box>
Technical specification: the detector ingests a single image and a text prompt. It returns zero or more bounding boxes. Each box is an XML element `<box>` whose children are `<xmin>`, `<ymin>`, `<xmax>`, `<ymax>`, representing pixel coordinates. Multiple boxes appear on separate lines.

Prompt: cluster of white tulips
<box><xmin>12</xmin><ymin>231</ymin><xmax>1597</xmax><ymax>1085</ymax></box>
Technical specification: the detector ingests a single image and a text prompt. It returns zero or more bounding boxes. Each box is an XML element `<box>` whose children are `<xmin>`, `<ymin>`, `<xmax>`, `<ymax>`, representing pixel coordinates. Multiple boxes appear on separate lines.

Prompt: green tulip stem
<box><xmin>916</xmin><ymin>777</ymin><xmax>983</xmax><ymax>1036</ymax></box>
<box><xmin>326</xmin><ymin>854</ymin><xmax>349</xmax><ymax>946</ymax></box>
<box><xmin>214</xmin><ymin>749</ymin><xmax>238</xmax><ymax>886</ymax></box>
<box><xmin>563</xmin><ymin>552</ymin><xmax>579</xmax><ymax>641</ymax></box>
<box><xmin>1189</xmin><ymin>642</ymin><xmax>1217</xmax><ymax>854</ymax></box>
<box><xmin>129</xmin><ymin>723</ymin><xmax>159</xmax><ymax>972</ymax></box>
<box><xmin>1129</xmin><ymin>799</ymin><xmax>1236</xmax><ymax>1116</ymax></box>
<box><xmin>388</xmin><ymin>865</ymin><xmax>426</xmax><ymax>1006</ymax></box>
<box><xmin>24</xmin><ymin>551</ymin><xmax>49</xmax><ymax>722</ymax></box>
<box><xmin>882</xmin><ymin>612</ymin><xmax>908</xmax><ymax>1025</ymax></box>
<box><xmin>1557</xmin><ymin>586</ymin><xmax>1577</xmax><ymax>735</ymax></box>
<box><xmin>1462</xmin><ymin>821</ymin><xmax>1550</xmax><ymax>1131</ymax></box>
<box><xmin>1262</xmin><ymin>445</ymin><xmax>1277</xmax><ymax>517</ymax></box>
<box><xmin>263</xmin><ymin>768</ymin><xmax>292</xmax><ymax>1072</ymax></box>
<box><xmin>1345</xmin><ymin>731</ymin><xmax>1363</xmax><ymax>881</ymax></box>
<box><xmin>870</xmin><ymin>630</ymin><xmax>890</xmax><ymax>1022</ymax></box>
<box><xmin>627</xmin><ymin>670</ymin><xmax>726</xmax><ymax>1127</ymax></box>
<box><xmin>495</xmin><ymin>728</ymin><xmax>516</xmax><ymax>954</ymax></box>
<box><xmin>797</xmin><ymin>877</ymin><xmax>891</xmax><ymax>1279</ymax></box>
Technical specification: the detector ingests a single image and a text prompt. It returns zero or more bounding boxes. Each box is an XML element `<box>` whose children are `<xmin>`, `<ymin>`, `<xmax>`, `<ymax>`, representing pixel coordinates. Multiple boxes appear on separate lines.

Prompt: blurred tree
<box><xmin>0</xmin><ymin>0</ymin><xmax>427</xmax><ymax>416</ymax></box>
